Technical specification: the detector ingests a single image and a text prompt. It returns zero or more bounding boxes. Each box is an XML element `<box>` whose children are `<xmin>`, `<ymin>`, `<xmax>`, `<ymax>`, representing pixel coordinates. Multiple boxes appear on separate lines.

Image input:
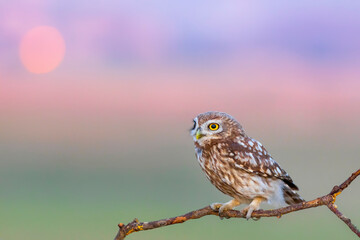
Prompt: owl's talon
<box><xmin>243</xmin><ymin>209</ymin><xmax>262</xmax><ymax>220</ymax></box>
<box><xmin>210</xmin><ymin>202</ymin><xmax>229</xmax><ymax>219</ymax></box>
<box><xmin>246</xmin><ymin>210</ymin><xmax>253</xmax><ymax>220</ymax></box>
<box><xmin>244</xmin><ymin>207</ymin><xmax>258</xmax><ymax>220</ymax></box>
<box><xmin>241</xmin><ymin>206</ymin><xmax>249</xmax><ymax>218</ymax></box>
<box><xmin>241</xmin><ymin>197</ymin><xmax>264</xmax><ymax>220</ymax></box>
<box><xmin>218</xmin><ymin>205</ymin><xmax>233</xmax><ymax>219</ymax></box>
<box><xmin>219</xmin><ymin>212</ymin><xmax>230</xmax><ymax>220</ymax></box>
<box><xmin>241</xmin><ymin>206</ymin><xmax>253</xmax><ymax>220</ymax></box>
<box><xmin>224</xmin><ymin>213</ymin><xmax>231</xmax><ymax>219</ymax></box>
<box><xmin>218</xmin><ymin>208</ymin><xmax>231</xmax><ymax>219</ymax></box>
<box><xmin>218</xmin><ymin>210</ymin><xmax>230</xmax><ymax>219</ymax></box>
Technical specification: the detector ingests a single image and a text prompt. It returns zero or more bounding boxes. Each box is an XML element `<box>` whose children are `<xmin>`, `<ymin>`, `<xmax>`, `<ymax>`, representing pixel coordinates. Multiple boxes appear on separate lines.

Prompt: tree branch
<box><xmin>114</xmin><ymin>169</ymin><xmax>360</xmax><ymax>240</ymax></box>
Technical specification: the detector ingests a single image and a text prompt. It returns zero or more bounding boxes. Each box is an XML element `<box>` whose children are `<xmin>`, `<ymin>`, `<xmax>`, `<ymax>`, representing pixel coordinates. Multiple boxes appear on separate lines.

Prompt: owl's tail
<box><xmin>283</xmin><ymin>186</ymin><xmax>305</xmax><ymax>205</ymax></box>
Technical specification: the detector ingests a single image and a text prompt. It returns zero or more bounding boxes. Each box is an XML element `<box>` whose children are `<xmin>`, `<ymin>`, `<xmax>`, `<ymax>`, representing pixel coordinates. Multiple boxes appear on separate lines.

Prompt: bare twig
<box><xmin>114</xmin><ymin>169</ymin><xmax>360</xmax><ymax>240</ymax></box>
<box><xmin>327</xmin><ymin>203</ymin><xmax>359</xmax><ymax>237</ymax></box>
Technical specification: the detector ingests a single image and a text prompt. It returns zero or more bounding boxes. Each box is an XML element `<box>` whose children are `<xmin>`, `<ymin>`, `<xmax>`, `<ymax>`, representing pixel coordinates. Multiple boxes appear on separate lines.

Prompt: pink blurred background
<box><xmin>2</xmin><ymin>1</ymin><xmax>360</xmax><ymax>134</ymax></box>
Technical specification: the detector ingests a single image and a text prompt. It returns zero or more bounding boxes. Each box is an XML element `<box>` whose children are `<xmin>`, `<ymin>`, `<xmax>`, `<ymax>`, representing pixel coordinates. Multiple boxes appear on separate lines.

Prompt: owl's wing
<box><xmin>228</xmin><ymin>137</ymin><xmax>299</xmax><ymax>191</ymax></box>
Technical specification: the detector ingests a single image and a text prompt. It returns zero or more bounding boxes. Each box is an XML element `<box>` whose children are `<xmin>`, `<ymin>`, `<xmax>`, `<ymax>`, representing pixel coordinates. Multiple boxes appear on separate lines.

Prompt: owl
<box><xmin>190</xmin><ymin>111</ymin><xmax>304</xmax><ymax>220</ymax></box>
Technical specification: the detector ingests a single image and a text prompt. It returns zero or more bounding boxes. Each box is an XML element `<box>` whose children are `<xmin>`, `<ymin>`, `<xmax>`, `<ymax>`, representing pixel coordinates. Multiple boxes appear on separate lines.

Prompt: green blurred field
<box><xmin>1</xmin><ymin>168</ymin><xmax>359</xmax><ymax>240</ymax></box>
<box><xmin>1</xmin><ymin>124</ymin><xmax>359</xmax><ymax>240</ymax></box>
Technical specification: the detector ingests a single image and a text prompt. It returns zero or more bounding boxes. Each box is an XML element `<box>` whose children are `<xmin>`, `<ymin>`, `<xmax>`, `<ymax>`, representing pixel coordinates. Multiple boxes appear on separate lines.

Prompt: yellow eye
<box><xmin>208</xmin><ymin>123</ymin><xmax>219</xmax><ymax>131</ymax></box>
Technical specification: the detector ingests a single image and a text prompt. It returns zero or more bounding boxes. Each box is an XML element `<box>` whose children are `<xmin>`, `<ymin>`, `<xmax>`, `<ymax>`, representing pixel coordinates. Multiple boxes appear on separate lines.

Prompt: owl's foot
<box><xmin>241</xmin><ymin>206</ymin><xmax>253</xmax><ymax>220</ymax></box>
<box><xmin>242</xmin><ymin>197</ymin><xmax>265</xmax><ymax>220</ymax></box>
<box><xmin>210</xmin><ymin>203</ymin><xmax>228</xmax><ymax>219</ymax></box>
<box><xmin>211</xmin><ymin>199</ymin><xmax>241</xmax><ymax>219</ymax></box>
<box><xmin>210</xmin><ymin>203</ymin><xmax>223</xmax><ymax>211</ymax></box>
<box><xmin>218</xmin><ymin>205</ymin><xmax>233</xmax><ymax>219</ymax></box>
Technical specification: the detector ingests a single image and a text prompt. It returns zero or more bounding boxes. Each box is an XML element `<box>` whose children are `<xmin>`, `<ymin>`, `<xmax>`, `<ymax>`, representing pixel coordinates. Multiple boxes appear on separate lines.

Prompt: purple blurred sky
<box><xmin>1</xmin><ymin>0</ymin><xmax>360</xmax><ymax>138</ymax></box>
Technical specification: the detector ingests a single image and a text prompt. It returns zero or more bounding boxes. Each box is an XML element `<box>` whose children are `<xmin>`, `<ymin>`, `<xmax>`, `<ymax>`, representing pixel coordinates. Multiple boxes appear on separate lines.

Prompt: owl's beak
<box><xmin>195</xmin><ymin>129</ymin><xmax>204</xmax><ymax>140</ymax></box>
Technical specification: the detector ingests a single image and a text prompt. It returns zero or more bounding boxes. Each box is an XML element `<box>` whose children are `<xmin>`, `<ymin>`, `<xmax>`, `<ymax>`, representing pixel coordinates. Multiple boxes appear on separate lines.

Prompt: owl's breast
<box><xmin>195</xmin><ymin>146</ymin><xmax>239</xmax><ymax>197</ymax></box>
<box><xmin>195</xmin><ymin>145</ymin><xmax>284</xmax><ymax>203</ymax></box>
<box><xmin>195</xmin><ymin>147</ymin><xmax>214</xmax><ymax>180</ymax></box>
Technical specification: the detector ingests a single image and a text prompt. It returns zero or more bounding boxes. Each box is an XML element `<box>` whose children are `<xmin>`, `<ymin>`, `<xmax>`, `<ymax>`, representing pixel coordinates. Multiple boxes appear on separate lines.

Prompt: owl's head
<box><xmin>190</xmin><ymin>111</ymin><xmax>245</xmax><ymax>147</ymax></box>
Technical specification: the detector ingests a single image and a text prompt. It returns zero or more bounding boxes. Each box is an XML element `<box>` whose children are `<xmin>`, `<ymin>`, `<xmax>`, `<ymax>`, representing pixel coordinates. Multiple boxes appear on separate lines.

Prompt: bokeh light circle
<box><xmin>19</xmin><ymin>26</ymin><xmax>66</xmax><ymax>74</ymax></box>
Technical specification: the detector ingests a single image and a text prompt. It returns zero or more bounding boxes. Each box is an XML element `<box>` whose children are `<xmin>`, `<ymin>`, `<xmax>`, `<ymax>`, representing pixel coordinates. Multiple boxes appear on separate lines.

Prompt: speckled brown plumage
<box><xmin>190</xmin><ymin>111</ymin><xmax>304</xmax><ymax>219</ymax></box>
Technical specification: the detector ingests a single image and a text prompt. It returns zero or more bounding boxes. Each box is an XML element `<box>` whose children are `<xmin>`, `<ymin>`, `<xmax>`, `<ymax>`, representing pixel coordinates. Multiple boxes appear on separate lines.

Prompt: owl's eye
<box><xmin>208</xmin><ymin>123</ymin><xmax>219</xmax><ymax>131</ymax></box>
<box><xmin>191</xmin><ymin>120</ymin><xmax>196</xmax><ymax>130</ymax></box>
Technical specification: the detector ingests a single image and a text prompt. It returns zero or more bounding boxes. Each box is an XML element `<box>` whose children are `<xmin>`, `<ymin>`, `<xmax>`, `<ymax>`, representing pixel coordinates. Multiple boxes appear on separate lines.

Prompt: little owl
<box><xmin>190</xmin><ymin>111</ymin><xmax>304</xmax><ymax>219</ymax></box>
